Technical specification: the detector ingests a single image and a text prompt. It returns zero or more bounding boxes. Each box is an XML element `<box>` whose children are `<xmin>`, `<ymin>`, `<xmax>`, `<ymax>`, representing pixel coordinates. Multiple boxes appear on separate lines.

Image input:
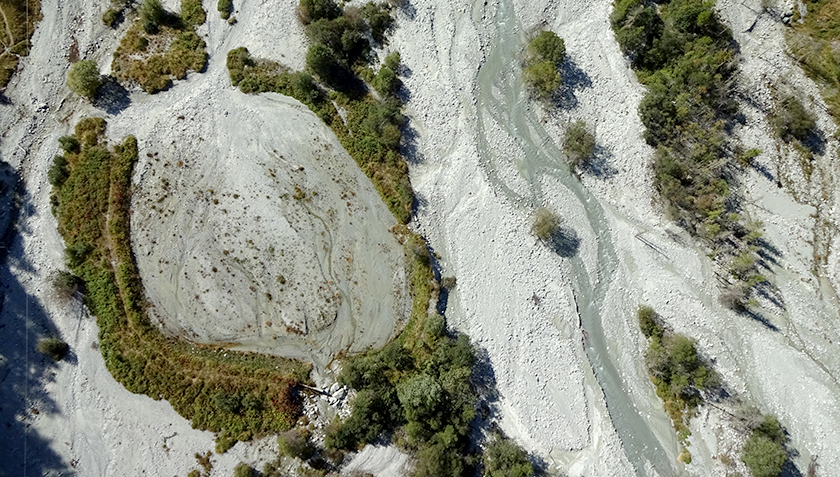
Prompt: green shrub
<box><xmin>277</xmin><ymin>429</ymin><xmax>315</xmax><ymax>460</ymax></box>
<box><xmin>48</xmin><ymin>155</ymin><xmax>69</xmax><ymax>187</ymax></box>
<box><xmin>360</xmin><ymin>2</ymin><xmax>394</xmax><ymax>44</ymax></box>
<box><xmin>38</xmin><ymin>337</ymin><xmax>69</xmax><ymax>361</ymax></box>
<box><xmin>58</xmin><ymin>135</ymin><xmax>80</xmax><ymax>153</ymax></box>
<box><xmin>530</xmin><ymin>207</ymin><xmax>560</xmax><ymax>241</ymax></box>
<box><xmin>637</xmin><ymin>306</ymin><xmax>662</xmax><ymax>339</ymax></box>
<box><xmin>233</xmin><ymin>463</ymin><xmax>255</xmax><ymax>477</ymax></box>
<box><xmin>102</xmin><ymin>8</ymin><xmax>120</xmax><ymax>28</ymax></box>
<box><xmin>67</xmin><ymin>60</ymin><xmax>102</xmax><ymax>99</ymax></box>
<box><xmin>562</xmin><ymin>120</ymin><xmax>596</xmax><ymax>169</ymax></box>
<box><xmin>742</xmin><ymin>417</ymin><xmax>786</xmax><ymax>477</ymax></box>
<box><xmin>181</xmin><ymin>0</ymin><xmax>207</xmax><ymax>27</ymax></box>
<box><xmin>483</xmin><ymin>437</ymin><xmax>534</xmax><ymax>477</ymax></box>
<box><xmin>773</xmin><ymin>96</ymin><xmax>817</xmax><ymax>143</ymax></box>
<box><xmin>139</xmin><ymin>0</ymin><xmax>165</xmax><ymax>33</ymax></box>
<box><xmin>528</xmin><ymin>30</ymin><xmax>566</xmax><ymax>66</ymax></box>
<box><xmin>298</xmin><ymin>0</ymin><xmax>342</xmax><ymax>25</ymax></box>
<box><xmin>523</xmin><ymin>30</ymin><xmax>565</xmax><ymax>101</ymax></box>
<box><xmin>218</xmin><ymin>0</ymin><xmax>232</xmax><ymax>19</ymax></box>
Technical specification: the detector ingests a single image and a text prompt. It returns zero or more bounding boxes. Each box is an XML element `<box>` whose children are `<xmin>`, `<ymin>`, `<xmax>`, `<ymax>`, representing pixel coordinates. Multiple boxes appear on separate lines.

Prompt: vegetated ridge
<box><xmin>0</xmin><ymin>0</ymin><xmax>42</xmax><ymax>88</ymax></box>
<box><xmin>49</xmin><ymin>118</ymin><xmax>310</xmax><ymax>452</ymax></box>
<box><xmin>611</xmin><ymin>0</ymin><xmax>768</xmax><ymax>310</ymax></box>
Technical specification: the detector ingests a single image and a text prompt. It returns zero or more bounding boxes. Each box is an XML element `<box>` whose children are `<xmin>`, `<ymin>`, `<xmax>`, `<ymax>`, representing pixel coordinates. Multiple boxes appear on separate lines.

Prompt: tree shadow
<box><xmin>580</xmin><ymin>144</ymin><xmax>617</xmax><ymax>179</ymax></box>
<box><xmin>93</xmin><ymin>77</ymin><xmax>131</xmax><ymax>116</ymax></box>
<box><xmin>553</xmin><ymin>58</ymin><xmax>593</xmax><ymax>110</ymax></box>
<box><xmin>400</xmin><ymin>121</ymin><xmax>424</xmax><ymax>165</ymax></box>
<box><xmin>751</xmin><ymin>160</ymin><xmax>776</xmax><ymax>183</ymax></box>
<box><xmin>0</xmin><ymin>160</ymin><xmax>74</xmax><ymax>476</ymax></box>
<box><xmin>800</xmin><ymin>129</ymin><xmax>826</xmax><ymax>156</ymax></box>
<box><xmin>546</xmin><ymin>225</ymin><xmax>581</xmax><ymax>258</ymax></box>
<box><xmin>734</xmin><ymin>306</ymin><xmax>779</xmax><ymax>332</ymax></box>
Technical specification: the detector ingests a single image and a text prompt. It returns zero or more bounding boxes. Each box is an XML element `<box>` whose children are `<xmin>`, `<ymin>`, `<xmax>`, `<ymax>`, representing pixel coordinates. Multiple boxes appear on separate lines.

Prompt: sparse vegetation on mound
<box><xmin>111</xmin><ymin>0</ymin><xmax>207</xmax><ymax>93</ymax></box>
<box><xmin>522</xmin><ymin>30</ymin><xmax>565</xmax><ymax>101</ymax></box>
<box><xmin>637</xmin><ymin>306</ymin><xmax>719</xmax><ymax>460</ymax></box>
<box><xmin>0</xmin><ymin>0</ymin><xmax>42</xmax><ymax>88</ymax></box>
<box><xmin>611</xmin><ymin>0</ymin><xmax>769</xmax><ymax>308</ymax></box>
<box><xmin>227</xmin><ymin>47</ymin><xmax>412</xmax><ymax>223</ymax></box>
<box><xmin>787</xmin><ymin>0</ymin><xmax>840</xmax><ymax>123</ymax></box>
<box><xmin>51</xmin><ymin>118</ymin><xmax>310</xmax><ymax>452</ymax></box>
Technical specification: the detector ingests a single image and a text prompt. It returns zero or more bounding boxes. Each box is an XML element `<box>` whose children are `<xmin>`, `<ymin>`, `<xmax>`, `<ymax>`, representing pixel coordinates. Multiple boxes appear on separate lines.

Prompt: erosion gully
<box><xmin>471</xmin><ymin>0</ymin><xmax>676</xmax><ymax>474</ymax></box>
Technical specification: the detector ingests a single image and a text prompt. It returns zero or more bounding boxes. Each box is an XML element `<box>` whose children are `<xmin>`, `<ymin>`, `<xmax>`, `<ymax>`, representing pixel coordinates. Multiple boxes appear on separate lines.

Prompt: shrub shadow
<box><xmin>580</xmin><ymin>144</ymin><xmax>618</xmax><ymax>179</ymax></box>
<box><xmin>547</xmin><ymin>225</ymin><xmax>581</xmax><ymax>258</ymax></box>
<box><xmin>400</xmin><ymin>121</ymin><xmax>424</xmax><ymax>165</ymax></box>
<box><xmin>553</xmin><ymin>58</ymin><xmax>592</xmax><ymax>110</ymax></box>
<box><xmin>0</xmin><ymin>159</ymin><xmax>74</xmax><ymax>476</ymax></box>
<box><xmin>93</xmin><ymin>77</ymin><xmax>131</xmax><ymax>116</ymax></box>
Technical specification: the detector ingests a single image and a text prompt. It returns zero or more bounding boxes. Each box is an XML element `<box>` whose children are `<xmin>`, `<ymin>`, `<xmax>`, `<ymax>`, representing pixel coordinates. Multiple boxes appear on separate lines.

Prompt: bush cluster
<box><xmin>218</xmin><ymin>0</ymin><xmax>232</xmax><ymax>20</ymax></box>
<box><xmin>522</xmin><ymin>30</ymin><xmax>565</xmax><ymax>101</ymax></box>
<box><xmin>51</xmin><ymin>118</ymin><xmax>310</xmax><ymax>452</ymax></box>
<box><xmin>611</xmin><ymin>0</ymin><xmax>771</xmax><ymax>306</ymax></box>
<box><xmin>637</xmin><ymin>306</ymin><xmax>718</xmax><ymax>455</ymax></box>
<box><xmin>742</xmin><ymin>415</ymin><xmax>787</xmax><ymax>477</ymax></box>
<box><xmin>111</xmin><ymin>0</ymin><xmax>208</xmax><ymax>93</ymax></box>
<box><xmin>482</xmin><ymin>436</ymin><xmax>533</xmax><ymax>477</ymax></box>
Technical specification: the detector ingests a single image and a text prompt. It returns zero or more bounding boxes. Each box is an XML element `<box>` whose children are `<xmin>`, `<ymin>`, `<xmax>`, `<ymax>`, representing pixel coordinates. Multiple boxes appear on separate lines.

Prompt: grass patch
<box><xmin>111</xmin><ymin>0</ymin><xmax>207</xmax><ymax>93</ymax></box>
<box><xmin>787</xmin><ymin>0</ymin><xmax>840</xmax><ymax>123</ymax></box>
<box><xmin>51</xmin><ymin>118</ymin><xmax>310</xmax><ymax>451</ymax></box>
<box><xmin>0</xmin><ymin>0</ymin><xmax>42</xmax><ymax>88</ymax></box>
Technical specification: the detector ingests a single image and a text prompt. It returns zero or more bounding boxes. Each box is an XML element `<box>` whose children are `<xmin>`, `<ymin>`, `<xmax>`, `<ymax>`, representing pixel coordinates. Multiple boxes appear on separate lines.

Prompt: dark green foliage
<box><xmin>373</xmin><ymin>52</ymin><xmax>402</xmax><ymax>97</ymax></box>
<box><xmin>611</xmin><ymin>0</ymin><xmax>769</xmax><ymax>305</ymax></box>
<box><xmin>306</xmin><ymin>42</ymin><xmax>346</xmax><ymax>86</ymax></box>
<box><xmin>48</xmin><ymin>155</ymin><xmax>69</xmax><ymax>187</ymax></box>
<box><xmin>233</xmin><ymin>463</ymin><xmax>255</xmax><ymax>477</ymax></box>
<box><xmin>360</xmin><ymin>2</ymin><xmax>394</xmax><ymax>44</ymax></box>
<box><xmin>482</xmin><ymin>437</ymin><xmax>534</xmax><ymax>477</ymax></box>
<box><xmin>742</xmin><ymin>415</ymin><xmax>787</xmax><ymax>477</ymax></box>
<box><xmin>277</xmin><ymin>428</ymin><xmax>315</xmax><ymax>460</ymax></box>
<box><xmin>59</xmin><ymin>135</ymin><xmax>80</xmax><ymax>153</ymax></box>
<box><xmin>218</xmin><ymin>0</ymin><xmax>232</xmax><ymax>20</ymax></box>
<box><xmin>523</xmin><ymin>30</ymin><xmax>565</xmax><ymax>101</ymax></box>
<box><xmin>562</xmin><ymin>120</ymin><xmax>596</xmax><ymax>169</ymax></box>
<box><xmin>181</xmin><ymin>0</ymin><xmax>207</xmax><ymax>27</ymax></box>
<box><xmin>67</xmin><ymin>60</ymin><xmax>102</xmax><ymax>99</ymax></box>
<box><xmin>103</xmin><ymin>8</ymin><xmax>120</xmax><ymax>28</ymax></box>
<box><xmin>37</xmin><ymin>337</ymin><xmax>69</xmax><ymax>361</ymax></box>
<box><xmin>298</xmin><ymin>0</ymin><xmax>342</xmax><ymax>25</ymax></box>
<box><xmin>637</xmin><ymin>305</ymin><xmax>663</xmax><ymax>339</ymax></box>
<box><xmin>773</xmin><ymin>96</ymin><xmax>818</xmax><ymax>143</ymax></box>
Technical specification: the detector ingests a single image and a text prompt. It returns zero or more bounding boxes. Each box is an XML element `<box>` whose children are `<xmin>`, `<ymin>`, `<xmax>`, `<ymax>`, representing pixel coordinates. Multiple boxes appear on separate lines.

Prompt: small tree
<box><xmin>563</xmin><ymin>120</ymin><xmax>596</xmax><ymax>169</ymax></box>
<box><xmin>67</xmin><ymin>60</ymin><xmax>102</xmax><ymax>99</ymax></box>
<box><xmin>530</xmin><ymin>207</ymin><xmax>560</xmax><ymax>242</ymax></box>
<box><xmin>298</xmin><ymin>0</ymin><xmax>341</xmax><ymax>25</ymax></box>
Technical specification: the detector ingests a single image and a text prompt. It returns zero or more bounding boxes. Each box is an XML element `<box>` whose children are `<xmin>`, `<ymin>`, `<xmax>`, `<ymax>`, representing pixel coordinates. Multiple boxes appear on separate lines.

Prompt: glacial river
<box><xmin>471</xmin><ymin>0</ymin><xmax>676</xmax><ymax>474</ymax></box>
